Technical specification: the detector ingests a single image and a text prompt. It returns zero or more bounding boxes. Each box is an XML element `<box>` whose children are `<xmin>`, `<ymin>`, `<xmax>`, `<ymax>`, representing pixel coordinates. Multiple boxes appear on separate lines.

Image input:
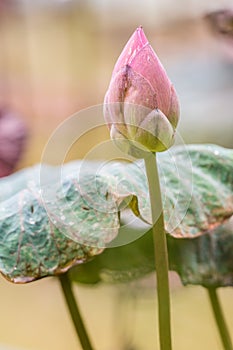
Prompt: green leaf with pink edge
<box><xmin>0</xmin><ymin>144</ymin><xmax>232</xmax><ymax>285</ymax></box>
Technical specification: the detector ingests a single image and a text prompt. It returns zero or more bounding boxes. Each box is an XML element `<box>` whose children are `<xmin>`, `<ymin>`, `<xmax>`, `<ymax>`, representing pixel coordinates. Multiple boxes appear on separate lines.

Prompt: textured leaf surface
<box><xmin>100</xmin><ymin>144</ymin><xmax>233</xmax><ymax>237</ymax></box>
<box><xmin>0</xmin><ymin>173</ymin><xmax>120</xmax><ymax>283</ymax></box>
<box><xmin>0</xmin><ymin>144</ymin><xmax>232</xmax><ymax>283</ymax></box>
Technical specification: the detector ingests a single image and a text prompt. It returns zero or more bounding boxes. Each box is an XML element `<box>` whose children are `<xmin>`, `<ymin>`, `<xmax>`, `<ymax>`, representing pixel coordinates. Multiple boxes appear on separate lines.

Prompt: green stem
<box><xmin>207</xmin><ymin>287</ymin><xmax>233</xmax><ymax>350</ymax></box>
<box><xmin>59</xmin><ymin>273</ymin><xmax>95</xmax><ymax>350</ymax></box>
<box><xmin>144</xmin><ymin>153</ymin><xmax>172</xmax><ymax>350</ymax></box>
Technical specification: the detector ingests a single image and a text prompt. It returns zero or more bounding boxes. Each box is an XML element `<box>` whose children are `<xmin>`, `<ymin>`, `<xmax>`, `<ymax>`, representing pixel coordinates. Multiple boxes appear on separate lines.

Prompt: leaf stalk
<box><xmin>59</xmin><ymin>273</ymin><xmax>95</xmax><ymax>350</ymax></box>
<box><xmin>207</xmin><ymin>287</ymin><xmax>233</xmax><ymax>350</ymax></box>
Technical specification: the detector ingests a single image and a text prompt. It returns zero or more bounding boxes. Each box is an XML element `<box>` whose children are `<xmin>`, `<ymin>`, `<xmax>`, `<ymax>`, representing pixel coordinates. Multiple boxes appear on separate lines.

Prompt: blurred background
<box><xmin>0</xmin><ymin>0</ymin><xmax>232</xmax><ymax>349</ymax></box>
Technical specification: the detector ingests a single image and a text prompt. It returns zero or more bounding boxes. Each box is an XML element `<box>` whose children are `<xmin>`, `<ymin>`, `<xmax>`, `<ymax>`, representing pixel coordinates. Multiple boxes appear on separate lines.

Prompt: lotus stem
<box><xmin>144</xmin><ymin>152</ymin><xmax>172</xmax><ymax>350</ymax></box>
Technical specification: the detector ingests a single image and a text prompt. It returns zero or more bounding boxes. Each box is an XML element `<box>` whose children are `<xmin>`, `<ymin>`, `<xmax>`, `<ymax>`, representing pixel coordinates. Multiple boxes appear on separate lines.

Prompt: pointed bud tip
<box><xmin>112</xmin><ymin>27</ymin><xmax>149</xmax><ymax>77</ymax></box>
<box><xmin>135</xmin><ymin>26</ymin><xmax>148</xmax><ymax>48</ymax></box>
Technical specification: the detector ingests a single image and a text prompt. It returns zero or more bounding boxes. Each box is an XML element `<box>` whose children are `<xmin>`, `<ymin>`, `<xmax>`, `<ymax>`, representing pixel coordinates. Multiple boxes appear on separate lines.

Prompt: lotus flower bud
<box><xmin>0</xmin><ymin>108</ymin><xmax>27</xmax><ymax>177</ymax></box>
<box><xmin>104</xmin><ymin>27</ymin><xmax>180</xmax><ymax>155</ymax></box>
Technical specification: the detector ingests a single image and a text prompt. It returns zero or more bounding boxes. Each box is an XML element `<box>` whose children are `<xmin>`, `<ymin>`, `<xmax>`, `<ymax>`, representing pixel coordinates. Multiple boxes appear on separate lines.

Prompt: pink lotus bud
<box><xmin>0</xmin><ymin>108</ymin><xmax>28</xmax><ymax>177</ymax></box>
<box><xmin>104</xmin><ymin>27</ymin><xmax>180</xmax><ymax>154</ymax></box>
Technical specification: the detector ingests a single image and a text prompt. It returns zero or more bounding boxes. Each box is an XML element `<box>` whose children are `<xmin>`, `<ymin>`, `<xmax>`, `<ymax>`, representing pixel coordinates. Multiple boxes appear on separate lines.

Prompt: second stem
<box><xmin>208</xmin><ymin>287</ymin><xmax>233</xmax><ymax>350</ymax></box>
<box><xmin>59</xmin><ymin>273</ymin><xmax>94</xmax><ymax>350</ymax></box>
<box><xmin>144</xmin><ymin>152</ymin><xmax>172</xmax><ymax>350</ymax></box>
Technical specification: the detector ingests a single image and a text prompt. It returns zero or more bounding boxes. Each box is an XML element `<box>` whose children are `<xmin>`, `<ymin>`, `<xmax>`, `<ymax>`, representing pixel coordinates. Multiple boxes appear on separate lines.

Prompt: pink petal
<box><xmin>112</xmin><ymin>27</ymin><xmax>148</xmax><ymax>77</ymax></box>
